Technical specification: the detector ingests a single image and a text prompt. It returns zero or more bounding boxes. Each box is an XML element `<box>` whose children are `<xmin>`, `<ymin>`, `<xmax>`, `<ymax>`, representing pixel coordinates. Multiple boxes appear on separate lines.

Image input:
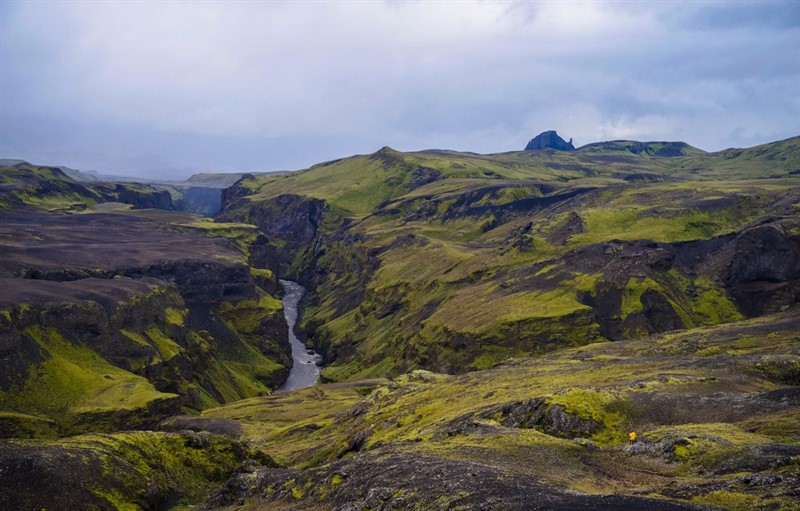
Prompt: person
<box><xmin>629</xmin><ymin>431</ymin><xmax>636</xmax><ymax>445</ymax></box>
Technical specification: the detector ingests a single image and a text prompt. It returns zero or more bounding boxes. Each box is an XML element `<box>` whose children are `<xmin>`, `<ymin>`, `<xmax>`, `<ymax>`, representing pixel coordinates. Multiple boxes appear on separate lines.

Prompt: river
<box><xmin>277</xmin><ymin>279</ymin><xmax>322</xmax><ymax>391</ymax></box>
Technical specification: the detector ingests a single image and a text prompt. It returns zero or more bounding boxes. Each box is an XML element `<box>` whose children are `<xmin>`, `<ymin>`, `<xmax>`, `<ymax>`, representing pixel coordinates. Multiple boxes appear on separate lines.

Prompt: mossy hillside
<box><xmin>0</xmin><ymin>411</ymin><xmax>59</xmax><ymax>439</ymax></box>
<box><xmin>0</xmin><ymin>325</ymin><xmax>179</xmax><ymax>435</ymax></box>
<box><xmin>0</xmin><ymin>275</ymin><xmax>290</xmax><ymax>432</ymax></box>
<box><xmin>216</xmin><ymin>139</ymin><xmax>799</xmax><ymax>382</ymax></box>
<box><xmin>669</xmin><ymin>135</ymin><xmax>800</xmax><ymax>180</ymax></box>
<box><xmin>202</xmin><ymin>380</ymin><xmax>387</xmax><ymax>465</ymax></box>
<box><xmin>222</xmin><ymin>136</ymin><xmax>799</xmax><ymax>224</ymax></box>
<box><xmin>0</xmin><ymin>430</ymin><xmax>274</xmax><ymax>511</ymax></box>
<box><xmin>0</xmin><ymin>163</ymin><xmax>176</xmax><ymax>212</ymax></box>
<box><xmin>300</xmin><ymin>191</ymin><xmax>766</xmax><ymax>380</ymax></box>
<box><xmin>0</xmin><ymin>163</ymin><xmax>101</xmax><ymax>212</ymax></box>
<box><xmin>213</xmin><ymin>293</ymin><xmax>290</xmax><ymax>389</ymax></box>
<box><xmin>204</xmin><ymin>310</ymin><xmax>800</xmax><ymax>510</ymax></box>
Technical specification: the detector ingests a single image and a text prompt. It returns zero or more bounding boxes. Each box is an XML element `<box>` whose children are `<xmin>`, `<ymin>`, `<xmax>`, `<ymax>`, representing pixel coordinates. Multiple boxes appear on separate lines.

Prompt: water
<box><xmin>277</xmin><ymin>279</ymin><xmax>322</xmax><ymax>391</ymax></box>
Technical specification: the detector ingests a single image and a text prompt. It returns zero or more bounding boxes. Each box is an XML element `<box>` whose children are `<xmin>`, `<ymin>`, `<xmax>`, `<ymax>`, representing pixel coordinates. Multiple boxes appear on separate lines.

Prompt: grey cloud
<box><xmin>1</xmin><ymin>1</ymin><xmax>797</xmax><ymax>178</ymax></box>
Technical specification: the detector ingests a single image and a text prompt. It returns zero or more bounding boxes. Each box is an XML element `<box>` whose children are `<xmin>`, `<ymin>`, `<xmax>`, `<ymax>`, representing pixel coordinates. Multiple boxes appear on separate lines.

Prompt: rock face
<box><xmin>524</xmin><ymin>130</ymin><xmax>575</xmax><ymax>151</ymax></box>
<box><xmin>217</xmin><ymin>189</ymin><xmax>327</xmax><ymax>271</ymax></box>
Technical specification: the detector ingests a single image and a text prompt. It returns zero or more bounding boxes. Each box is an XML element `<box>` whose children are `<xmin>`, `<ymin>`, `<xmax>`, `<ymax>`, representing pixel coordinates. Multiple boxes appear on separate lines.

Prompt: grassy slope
<box><xmin>204</xmin><ymin>309</ymin><xmax>800</xmax><ymax>510</ymax></box>
<box><xmin>0</xmin><ymin>323</ymin><xmax>177</xmax><ymax>435</ymax></box>
<box><xmin>218</xmin><ymin>136</ymin><xmax>799</xmax><ymax>382</ymax></box>
<box><xmin>309</xmin><ymin>185</ymin><xmax>797</xmax><ymax>380</ymax></box>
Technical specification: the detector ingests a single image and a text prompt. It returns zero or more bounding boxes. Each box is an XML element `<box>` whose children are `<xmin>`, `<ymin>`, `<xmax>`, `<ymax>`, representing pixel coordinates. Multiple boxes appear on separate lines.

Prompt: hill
<box><xmin>217</xmin><ymin>136</ymin><xmax>800</xmax><ymax>382</ymax></box>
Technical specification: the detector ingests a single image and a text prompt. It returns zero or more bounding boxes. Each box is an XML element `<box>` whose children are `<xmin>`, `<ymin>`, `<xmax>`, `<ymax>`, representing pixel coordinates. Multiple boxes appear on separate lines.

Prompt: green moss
<box><xmin>620</xmin><ymin>277</ymin><xmax>661</xmax><ymax>319</ymax></box>
<box><xmin>548</xmin><ymin>388</ymin><xmax>625</xmax><ymax>445</ymax></box>
<box><xmin>693</xmin><ymin>490</ymin><xmax>763</xmax><ymax>511</ymax></box>
<box><xmin>291</xmin><ymin>485</ymin><xmax>304</xmax><ymax>499</ymax></box>
<box><xmin>3</xmin><ymin>326</ymin><xmax>177</xmax><ymax>434</ymax></box>
<box><xmin>0</xmin><ymin>411</ymin><xmax>60</xmax><ymax>439</ymax></box>
<box><xmin>250</xmin><ymin>267</ymin><xmax>274</xmax><ymax>279</ymax></box>
<box><xmin>145</xmin><ymin>325</ymin><xmax>182</xmax><ymax>361</ymax></box>
<box><xmin>165</xmin><ymin>307</ymin><xmax>188</xmax><ymax>327</ymax></box>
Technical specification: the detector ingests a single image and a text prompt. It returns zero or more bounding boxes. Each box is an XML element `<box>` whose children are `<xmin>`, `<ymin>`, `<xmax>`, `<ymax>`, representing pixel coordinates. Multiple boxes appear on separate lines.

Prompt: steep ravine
<box><xmin>0</xmin><ymin>211</ymin><xmax>293</xmax><ymax>436</ymax></box>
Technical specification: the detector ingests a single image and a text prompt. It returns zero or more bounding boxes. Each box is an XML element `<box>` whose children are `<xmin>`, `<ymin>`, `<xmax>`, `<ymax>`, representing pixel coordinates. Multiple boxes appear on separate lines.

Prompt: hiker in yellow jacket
<box><xmin>629</xmin><ymin>431</ymin><xmax>637</xmax><ymax>445</ymax></box>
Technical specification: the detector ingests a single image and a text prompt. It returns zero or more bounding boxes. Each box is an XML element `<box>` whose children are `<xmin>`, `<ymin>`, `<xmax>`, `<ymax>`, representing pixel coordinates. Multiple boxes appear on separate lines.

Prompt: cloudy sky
<box><xmin>1</xmin><ymin>1</ymin><xmax>798</xmax><ymax>179</ymax></box>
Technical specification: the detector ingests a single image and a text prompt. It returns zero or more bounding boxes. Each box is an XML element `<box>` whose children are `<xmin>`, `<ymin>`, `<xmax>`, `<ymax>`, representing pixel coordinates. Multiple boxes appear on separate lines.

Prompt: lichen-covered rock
<box><xmin>0</xmin><ymin>431</ymin><xmax>276</xmax><ymax>511</ymax></box>
<box><xmin>202</xmin><ymin>451</ymin><xmax>703</xmax><ymax>511</ymax></box>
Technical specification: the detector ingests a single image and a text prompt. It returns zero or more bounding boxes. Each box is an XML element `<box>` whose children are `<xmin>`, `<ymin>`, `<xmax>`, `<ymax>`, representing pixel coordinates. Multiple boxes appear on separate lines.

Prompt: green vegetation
<box><xmin>2</xmin><ymin>137</ymin><xmax>799</xmax><ymax>509</ymax></box>
<box><xmin>0</xmin><ymin>325</ymin><xmax>177</xmax><ymax>435</ymax></box>
<box><xmin>202</xmin><ymin>310</ymin><xmax>800</xmax><ymax>510</ymax></box>
<box><xmin>1</xmin><ymin>430</ymin><xmax>272</xmax><ymax>510</ymax></box>
<box><xmin>203</xmin><ymin>136</ymin><xmax>799</xmax><ymax>382</ymax></box>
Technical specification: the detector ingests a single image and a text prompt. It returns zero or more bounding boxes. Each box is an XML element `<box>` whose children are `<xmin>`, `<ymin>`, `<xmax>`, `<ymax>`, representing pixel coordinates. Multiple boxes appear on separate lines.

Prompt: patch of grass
<box><xmin>1</xmin><ymin>326</ymin><xmax>177</xmax><ymax>433</ymax></box>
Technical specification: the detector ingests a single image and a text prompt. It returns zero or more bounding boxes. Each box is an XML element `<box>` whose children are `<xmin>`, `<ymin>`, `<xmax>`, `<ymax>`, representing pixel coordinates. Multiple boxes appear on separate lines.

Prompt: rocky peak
<box><xmin>524</xmin><ymin>131</ymin><xmax>575</xmax><ymax>151</ymax></box>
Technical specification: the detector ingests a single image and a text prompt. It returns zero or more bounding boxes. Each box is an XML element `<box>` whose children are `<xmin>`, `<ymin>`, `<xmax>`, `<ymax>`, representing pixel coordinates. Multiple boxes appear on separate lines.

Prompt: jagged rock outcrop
<box><xmin>724</xmin><ymin>221</ymin><xmax>800</xmax><ymax>316</ymax></box>
<box><xmin>219</xmin><ymin>192</ymin><xmax>324</xmax><ymax>243</ymax></box>
<box><xmin>524</xmin><ymin>130</ymin><xmax>575</xmax><ymax>151</ymax></box>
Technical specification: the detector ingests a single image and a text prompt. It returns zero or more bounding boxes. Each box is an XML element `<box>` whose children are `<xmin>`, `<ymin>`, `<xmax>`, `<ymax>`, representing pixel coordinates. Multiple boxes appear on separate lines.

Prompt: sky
<box><xmin>1</xmin><ymin>1</ymin><xmax>798</xmax><ymax>180</ymax></box>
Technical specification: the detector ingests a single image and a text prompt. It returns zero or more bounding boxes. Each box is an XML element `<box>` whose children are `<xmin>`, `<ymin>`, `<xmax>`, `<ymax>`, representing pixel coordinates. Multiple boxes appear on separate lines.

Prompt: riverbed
<box><xmin>277</xmin><ymin>279</ymin><xmax>321</xmax><ymax>391</ymax></box>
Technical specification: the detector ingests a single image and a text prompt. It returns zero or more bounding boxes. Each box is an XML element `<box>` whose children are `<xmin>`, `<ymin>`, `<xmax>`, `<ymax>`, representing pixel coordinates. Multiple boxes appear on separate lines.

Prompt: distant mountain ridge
<box><xmin>577</xmin><ymin>139</ymin><xmax>705</xmax><ymax>157</ymax></box>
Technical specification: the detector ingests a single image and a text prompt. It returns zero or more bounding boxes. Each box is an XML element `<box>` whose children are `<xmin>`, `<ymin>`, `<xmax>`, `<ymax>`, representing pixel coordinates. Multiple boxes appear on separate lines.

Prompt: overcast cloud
<box><xmin>1</xmin><ymin>0</ymin><xmax>798</xmax><ymax>179</ymax></box>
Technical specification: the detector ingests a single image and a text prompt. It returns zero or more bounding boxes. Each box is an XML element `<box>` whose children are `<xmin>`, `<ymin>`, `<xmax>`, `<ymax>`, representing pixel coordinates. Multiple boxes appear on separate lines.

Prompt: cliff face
<box><xmin>0</xmin><ymin>211</ymin><xmax>291</xmax><ymax>437</ymax></box>
<box><xmin>0</xmin><ymin>162</ymin><xmax>175</xmax><ymax>212</ymax></box>
<box><xmin>217</xmin><ymin>186</ymin><xmax>327</xmax><ymax>273</ymax></box>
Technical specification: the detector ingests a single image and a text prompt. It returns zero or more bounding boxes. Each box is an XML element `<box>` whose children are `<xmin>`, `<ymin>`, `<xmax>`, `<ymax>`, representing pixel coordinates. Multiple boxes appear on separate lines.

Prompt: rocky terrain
<box><xmin>1</xmin><ymin>134</ymin><xmax>799</xmax><ymax>510</ymax></box>
<box><xmin>196</xmin><ymin>308</ymin><xmax>799</xmax><ymax>510</ymax></box>
<box><xmin>0</xmin><ymin>173</ymin><xmax>294</xmax><ymax>438</ymax></box>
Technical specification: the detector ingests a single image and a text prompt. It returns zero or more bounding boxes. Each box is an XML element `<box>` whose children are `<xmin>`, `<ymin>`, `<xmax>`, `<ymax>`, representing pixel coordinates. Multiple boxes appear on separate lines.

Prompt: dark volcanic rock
<box><xmin>725</xmin><ymin>221</ymin><xmax>800</xmax><ymax>315</ymax></box>
<box><xmin>0</xmin><ymin>431</ymin><xmax>274</xmax><ymax>511</ymax></box>
<box><xmin>524</xmin><ymin>130</ymin><xmax>575</xmax><ymax>151</ymax></box>
<box><xmin>157</xmin><ymin>415</ymin><xmax>245</xmax><ymax>438</ymax></box>
<box><xmin>406</xmin><ymin>166</ymin><xmax>443</xmax><ymax>190</ymax></box>
<box><xmin>202</xmin><ymin>451</ymin><xmax>703</xmax><ymax>511</ymax></box>
<box><xmin>218</xmin><ymin>193</ymin><xmax>324</xmax><ymax>243</ymax></box>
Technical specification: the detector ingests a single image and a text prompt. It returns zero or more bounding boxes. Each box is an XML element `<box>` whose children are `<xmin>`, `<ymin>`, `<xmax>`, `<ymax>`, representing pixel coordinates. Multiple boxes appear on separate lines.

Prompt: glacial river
<box><xmin>277</xmin><ymin>280</ymin><xmax>322</xmax><ymax>391</ymax></box>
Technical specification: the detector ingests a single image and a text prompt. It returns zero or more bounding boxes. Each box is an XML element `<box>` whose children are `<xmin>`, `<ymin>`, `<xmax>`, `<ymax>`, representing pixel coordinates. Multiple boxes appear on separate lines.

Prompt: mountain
<box><xmin>525</xmin><ymin>130</ymin><xmax>575</xmax><ymax>151</ymax></box>
<box><xmin>1</xmin><ymin>136</ymin><xmax>799</xmax><ymax>510</ymax></box>
<box><xmin>0</xmin><ymin>161</ymin><xmax>173</xmax><ymax>212</ymax></box>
